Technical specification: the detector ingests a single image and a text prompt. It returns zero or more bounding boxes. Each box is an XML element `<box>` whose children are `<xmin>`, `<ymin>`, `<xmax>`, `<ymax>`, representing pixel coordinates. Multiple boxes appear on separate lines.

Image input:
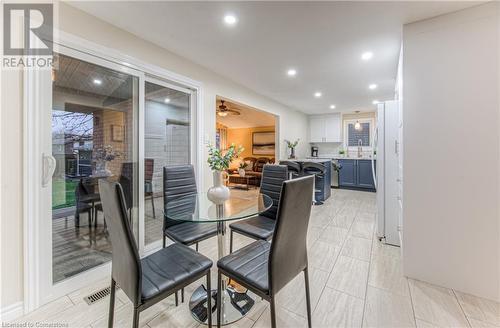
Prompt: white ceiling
<box><xmin>71</xmin><ymin>1</ymin><xmax>480</xmax><ymax>114</ymax></box>
<box><xmin>216</xmin><ymin>98</ymin><xmax>276</xmax><ymax>129</ymax></box>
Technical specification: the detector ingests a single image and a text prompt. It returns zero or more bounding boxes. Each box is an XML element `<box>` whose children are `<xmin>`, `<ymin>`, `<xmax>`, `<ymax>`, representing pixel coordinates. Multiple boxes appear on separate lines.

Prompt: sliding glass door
<box><xmin>50</xmin><ymin>51</ymin><xmax>140</xmax><ymax>283</ymax></box>
<box><xmin>37</xmin><ymin>44</ymin><xmax>198</xmax><ymax>304</ymax></box>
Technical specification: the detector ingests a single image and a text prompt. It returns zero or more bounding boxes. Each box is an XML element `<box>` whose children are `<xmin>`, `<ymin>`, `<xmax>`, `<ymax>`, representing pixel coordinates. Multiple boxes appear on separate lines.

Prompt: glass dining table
<box><xmin>164</xmin><ymin>192</ymin><xmax>273</xmax><ymax>326</ymax></box>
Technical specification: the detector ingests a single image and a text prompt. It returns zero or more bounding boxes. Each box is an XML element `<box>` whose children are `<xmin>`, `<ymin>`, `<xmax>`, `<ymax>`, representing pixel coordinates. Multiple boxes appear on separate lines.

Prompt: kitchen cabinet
<box><xmin>309</xmin><ymin>113</ymin><xmax>341</xmax><ymax>143</ymax></box>
<box><xmin>338</xmin><ymin>159</ymin><xmax>375</xmax><ymax>190</ymax></box>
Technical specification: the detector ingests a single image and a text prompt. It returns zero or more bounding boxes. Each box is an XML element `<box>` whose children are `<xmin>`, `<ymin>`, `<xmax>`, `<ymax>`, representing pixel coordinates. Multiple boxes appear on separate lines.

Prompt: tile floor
<box><xmin>12</xmin><ymin>189</ymin><xmax>500</xmax><ymax>328</ymax></box>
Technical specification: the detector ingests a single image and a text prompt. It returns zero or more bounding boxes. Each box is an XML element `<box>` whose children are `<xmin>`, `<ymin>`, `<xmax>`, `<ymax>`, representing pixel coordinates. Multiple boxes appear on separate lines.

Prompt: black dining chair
<box><xmin>228</xmin><ymin>164</ymin><xmax>288</xmax><ymax>253</ymax></box>
<box><xmin>163</xmin><ymin>164</ymin><xmax>218</xmax><ymax>302</ymax></box>
<box><xmin>216</xmin><ymin>176</ymin><xmax>314</xmax><ymax>328</ymax></box>
<box><xmin>99</xmin><ymin>179</ymin><xmax>213</xmax><ymax>328</ymax></box>
<box><xmin>74</xmin><ymin>179</ymin><xmax>96</xmax><ymax>229</ymax></box>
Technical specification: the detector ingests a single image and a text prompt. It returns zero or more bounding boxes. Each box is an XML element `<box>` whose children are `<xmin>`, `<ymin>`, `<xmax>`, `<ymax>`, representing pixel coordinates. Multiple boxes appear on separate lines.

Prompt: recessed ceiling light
<box><xmin>224</xmin><ymin>14</ymin><xmax>237</xmax><ymax>26</ymax></box>
<box><xmin>361</xmin><ymin>52</ymin><xmax>374</xmax><ymax>60</ymax></box>
<box><xmin>164</xmin><ymin>98</ymin><xmax>171</xmax><ymax>103</ymax></box>
<box><xmin>93</xmin><ymin>79</ymin><xmax>102</xmax><ymax>85</ymax></box>
<box><xmin>287</xmin><ymin>69</ymin><xmax>297</xmax><ymax>77</ymax></box>
<box><xmin>372</xmin><ymin>100</ymin><xmax>380</xmax><ymax>105</ymax></box>
<box><xmin>330</xmin><ymin>104</ymin><xmax>336</xmax><ymax>109</ymax></box>
<box><xmin>314</xmin><ymin>92</ymin><xmax>322</xmax><ymax>98</ymax></box>
<box><xmin>368</xmin><ymin>84</ymin><xmax>377</xmax><ymax>90</ymax></box>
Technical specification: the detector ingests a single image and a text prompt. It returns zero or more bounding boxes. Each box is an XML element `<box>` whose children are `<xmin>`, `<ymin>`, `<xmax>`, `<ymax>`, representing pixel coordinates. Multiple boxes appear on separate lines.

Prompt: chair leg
<box><xmin>181</xmin><ymin>288</ymin><xmax>184</xmax><ymax>303</ymax></box>
<box><xmin>151</xmin><ymin>195</ymin><xmax>156</xmax><ymax>219</ymax></box>
<box><xmin>217</xmin><ymin>271</ymin><xmax>222</xmax><ymax>328</ymax></box>
<box><xmin>229</xmin><ymin>230</ymin><xmax>233</xmax><ymax>253</ymax></box>
<box><xmin>206</xmin><ymin>271</ymin><xmax>212</xmax><ymax>328</ymax></box>
<box><xmin>196</xmin><ymin>242</ymin><xmax>199</xmax><ymax>252</ymax></box>
<box><xmin>88</xmin><ymin>209</ymin><xmax>92</xmax><ymax>228</ymax></box>
<box><xmin>132</xmin><ymin>307</ymin><xmax>140</xmax><ymax>328</ymax></box>
<box><xmin>270</xmin><ymin>297</ymin><xmax>277</xmax><ymax>328</ymax></box>
<box><xmin>108</xmin><ymin>279</ymin><xmax>116</xmax><ymax>328</ymax></box>
<box><xmin>175</xmin><ymin>291</ymin><xmax>178</xmax><ymax>306</ymax></box>
<box><xmin>304</xmin><ymin>268</ymin><xmax>312</xmax><ymax>328</ymax></box>
<box><xmin>162</xmin><ymin>236</ymin><xmax>166</xmax><ymax>248</ymax></box>
<box><xmin>94</xmin><ymin>208</ymin><xmax>98</xmax><ymax>228</ymax></box>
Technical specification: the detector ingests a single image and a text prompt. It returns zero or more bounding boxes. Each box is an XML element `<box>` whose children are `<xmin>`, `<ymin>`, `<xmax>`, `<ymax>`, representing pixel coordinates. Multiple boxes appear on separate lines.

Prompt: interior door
<box><xmin>40</xmin><ymin>45</ymin><xmax>143</xmax><ymax>302</ymax></box>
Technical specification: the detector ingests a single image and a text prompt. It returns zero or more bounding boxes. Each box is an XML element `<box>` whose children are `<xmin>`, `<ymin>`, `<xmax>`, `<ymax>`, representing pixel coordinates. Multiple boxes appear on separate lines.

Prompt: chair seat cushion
<box><xmin>217</xmin><ymin>240</ymin><xmax>270</xmax><ymax>294</ymax></box>
<box><xmin>229</xmin><ymin>215</ymin><xmax>275</xmax><ymax>240</ymax></box>
<box><xmin>165</xmin><ymin>222</ymin><xmax>218</xmax><ymax>245</ymax></box>
<box><xmin>141</xmin><ymin>243</ymin><xmax>212</xmax><ymax>301</ymax></box>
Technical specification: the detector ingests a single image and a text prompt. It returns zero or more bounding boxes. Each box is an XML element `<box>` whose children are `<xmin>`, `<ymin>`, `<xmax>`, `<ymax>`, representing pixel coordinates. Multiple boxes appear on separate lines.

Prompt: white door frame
<box><xmin>23</xmin><ymin>30</ymin><xmax>204</xmax><ymax>313</ymax></box>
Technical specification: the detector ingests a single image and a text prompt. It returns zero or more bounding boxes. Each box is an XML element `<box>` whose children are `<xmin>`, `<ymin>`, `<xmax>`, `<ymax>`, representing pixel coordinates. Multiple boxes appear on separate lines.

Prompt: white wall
<box><xmin>0</xmin><ymin>2</ymin><xmax>309</xmax><ymax>312</ymax></box>
<box><xmin>403</xmin><ymin>3</ymin><xmax>500</xmax><ymax>301</ymax></box>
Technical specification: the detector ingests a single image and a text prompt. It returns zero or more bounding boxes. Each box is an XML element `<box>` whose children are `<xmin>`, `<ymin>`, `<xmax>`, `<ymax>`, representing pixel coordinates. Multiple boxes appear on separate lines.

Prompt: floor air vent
<box><xmin>84</xmin><ymin>285</ymin><xmax>119</xmax><ymax>305</ymax></box>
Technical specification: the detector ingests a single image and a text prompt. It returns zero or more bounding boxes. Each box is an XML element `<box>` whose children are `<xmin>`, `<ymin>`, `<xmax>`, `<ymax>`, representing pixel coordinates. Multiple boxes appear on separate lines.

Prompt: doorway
<box><xmin>215</xmin><ymin>97</ymin><xmax>278</xmax><ymax>190</ymax></box>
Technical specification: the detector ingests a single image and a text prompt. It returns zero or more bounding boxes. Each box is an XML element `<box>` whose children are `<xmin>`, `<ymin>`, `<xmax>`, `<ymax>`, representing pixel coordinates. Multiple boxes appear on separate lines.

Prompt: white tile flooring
<box><xmin>11</xmin><ymin>189</ymin><xmax>500</xmax><ymax>328</ymax></box>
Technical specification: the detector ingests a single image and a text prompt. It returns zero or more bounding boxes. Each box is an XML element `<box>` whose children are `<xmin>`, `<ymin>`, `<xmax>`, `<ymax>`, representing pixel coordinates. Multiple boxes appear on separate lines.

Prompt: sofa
<box><xmin>229</xmin><ymin>157</ymin><xmax>274</xmax><ymax>186</ymax></box>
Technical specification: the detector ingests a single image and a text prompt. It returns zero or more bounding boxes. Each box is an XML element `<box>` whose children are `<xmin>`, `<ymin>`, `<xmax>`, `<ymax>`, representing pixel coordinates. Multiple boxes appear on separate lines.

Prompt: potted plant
<box><xmin>338</xmin><ymin>148</ymin><xmax>345</xmax><ymax>157</ymax></box>
<box><xmin>238</xmin><ymin>161</ymin><xmax>247</xmax><ymax>177</ymax></box>
<box><xmin>207</xmin><ymin>143</ymin><xmax>243</xmax><ymax>204</ymax></box>
<box><xmin>93</xmin><ymin>145</ymin><xmax>121</xmax><ymax>177</ymax></box>
<box><xmin>284</xmin><ymin>139</ymin><xmax>300</xmax><ymax>159</ymax></box>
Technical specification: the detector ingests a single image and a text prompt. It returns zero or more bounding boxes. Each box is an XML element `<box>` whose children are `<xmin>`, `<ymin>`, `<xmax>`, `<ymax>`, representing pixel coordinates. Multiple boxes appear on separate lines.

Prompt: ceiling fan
<box><xmin>217</xmin><ymin>100</ymin><xmax>240</xmax><ymax>117</ymax></box>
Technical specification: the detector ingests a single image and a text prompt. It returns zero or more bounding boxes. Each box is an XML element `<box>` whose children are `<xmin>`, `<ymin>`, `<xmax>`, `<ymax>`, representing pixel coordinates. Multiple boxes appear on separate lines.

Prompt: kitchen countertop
<box><xmin>279</xmin><ymin>156</ymin><xmax>376</xmax><ymax>162</ymax></box>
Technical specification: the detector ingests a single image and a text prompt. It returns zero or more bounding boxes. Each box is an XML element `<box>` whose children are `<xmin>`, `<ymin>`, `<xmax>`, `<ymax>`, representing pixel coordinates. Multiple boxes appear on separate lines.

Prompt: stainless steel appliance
<box><xmin>311</xmin><ymin>146</ymin><xmax>318</xmax><ymax>157</ymax></box>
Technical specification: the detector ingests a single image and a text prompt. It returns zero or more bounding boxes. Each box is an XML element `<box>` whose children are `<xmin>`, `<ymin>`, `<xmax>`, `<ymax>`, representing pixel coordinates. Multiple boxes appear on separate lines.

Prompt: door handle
<box><xmin>42</xmin><ymin>153</ymin><xmax>56</xmax><ymax>187</ymax></box>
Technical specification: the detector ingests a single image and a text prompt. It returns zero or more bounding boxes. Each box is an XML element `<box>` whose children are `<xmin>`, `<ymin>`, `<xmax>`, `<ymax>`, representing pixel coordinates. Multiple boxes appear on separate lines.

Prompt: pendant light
<box><xmin>354</xmin><ymin>111</ymin><xmax>362</xmax><ymax>130</ymax></box>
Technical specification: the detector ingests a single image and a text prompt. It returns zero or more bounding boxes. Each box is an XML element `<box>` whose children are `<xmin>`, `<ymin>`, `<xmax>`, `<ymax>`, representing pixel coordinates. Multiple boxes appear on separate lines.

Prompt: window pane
<box><xmin>348</xmin><ymin>122</ymin><xmax>370</xmax><ymax>147</ymax></box>
<box><xmin>144</xmin><ymin>81</ymin><xmax>191</xmax><ymax>245</ymax></box>
<box><xmin>51</xmin><ymin>53</ymin><xmax>138</xmax><ymax>283</ymax></box>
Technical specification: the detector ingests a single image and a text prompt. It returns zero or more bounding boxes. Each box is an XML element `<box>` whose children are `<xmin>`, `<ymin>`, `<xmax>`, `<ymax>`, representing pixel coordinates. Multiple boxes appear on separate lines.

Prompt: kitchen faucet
<box><xmin>357</xmin><ymin>139</ymin><xmax>363</xmax><ymax>158</ymax></box>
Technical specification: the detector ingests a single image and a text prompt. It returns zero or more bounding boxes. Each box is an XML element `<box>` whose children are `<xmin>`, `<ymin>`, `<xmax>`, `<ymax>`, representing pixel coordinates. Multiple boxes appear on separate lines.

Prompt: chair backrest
<box><xmin>260</xmin><ymin>164</ymin><xmax>288</xmax><ymax>220</ymax></box>
<box><xmin>119</xmin><ymin>162</ymin><xmax>134</xmax><ymax>210</ymax></box>
<box><xmin>302</xmin><ymin>162</ymin><xmax>326</xmax><ymax>176</ymax></box>
<box><xmin>98</xmin><ymin>179</ymin><xmax>141</xmax><ymax>305</ymax></box>
<box><xmin>145</xmin><ymin>158</ymin><xmax>154</xmax><ymax>182</ymax></box>
<box><xmin>279</xmin><ymin>160</ymin><xmax>301</xmax><ymax>174</ymax></box>
<box><xmin>255</xmin><ymin>158</ymin><xmax>270</xmax><ymax>172</ymax></box>
<box><xmin>163</xmin><ymin>165</ymin><xmax>197</xmax><ymax>229</ymax></box>
<box><xmin>268</xmin><ymin>176</ymin><xmax>314</xmax><ymax>294</ymax></box>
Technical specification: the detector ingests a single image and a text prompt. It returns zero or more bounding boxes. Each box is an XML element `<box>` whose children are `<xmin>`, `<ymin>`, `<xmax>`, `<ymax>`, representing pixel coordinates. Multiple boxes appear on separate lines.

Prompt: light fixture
<box><xmin>224</xmin><ymin>14</ymin><xmax>237</xmax><ymax>26</ymax></box>
<box><xmin>93</xmin><ymin>79</ymin><xmax>102</xmax><ymax>85</ymax></box>
<box><xmin>287</xmin><ymin>69</ymin><xmax>297</xmax><ymax>77</ymax></box>
<box><xmin>372</xmin><ymin>100</ymin><xmax>379</xmax><ymax>105</ymax></box>
<box><xmin>354</xmin><ymin>110</ymin><xmax>362</xmax><ymax>130</ymax></box>
<box><xmin>369</xmin><ymin>84</ymin><xmax>377</xmax><ymax>90</ymax></box>
<box><xmin>217</xmin><ymin>111</ymin><xmax>228</xmax><ymax>117</ymax></box>
<box><xmin>164</xmin><ymin>98</ymin><xmax>171</xmax><ymax>103</ymax></box>
<box><xmin>330</xmin><ymin>104</ymin><xmax>336</xmax><ymax>109</ymax></box>
<box><xmin>361</xmin><ymin>52</ymin><xmax>373</xmax><ymax>60</ymax></box>
<box><xmin>314</xmin><ymin>92</ymin><xmax>322</xmax><ymax>98</ymax></box>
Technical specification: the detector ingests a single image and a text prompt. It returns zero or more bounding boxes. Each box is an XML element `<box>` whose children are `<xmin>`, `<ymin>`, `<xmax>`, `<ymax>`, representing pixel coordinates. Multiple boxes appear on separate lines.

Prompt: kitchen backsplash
<box><xmin>310</xmin><ymin>142</ymin><xmax>373</xmax><ymax>158</ymax></box>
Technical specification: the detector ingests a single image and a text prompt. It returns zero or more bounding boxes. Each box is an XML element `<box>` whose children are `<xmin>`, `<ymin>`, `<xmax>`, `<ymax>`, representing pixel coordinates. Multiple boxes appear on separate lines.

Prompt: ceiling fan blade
<box><xmin>227</xmin><ymin>109</ymin><xmax>241</xmax><ymax>115</ymax></box>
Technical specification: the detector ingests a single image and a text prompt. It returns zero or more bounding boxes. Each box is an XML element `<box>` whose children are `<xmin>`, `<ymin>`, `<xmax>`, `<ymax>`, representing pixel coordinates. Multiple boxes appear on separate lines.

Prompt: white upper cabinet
<box><xmin>309</xmin><ymin>116</ymin><xmax>325</xmax><ymax>142</ymax></box>
<box><xmin>309</xmin><ymin>113</ymin><xmax>341</xmax><ymax>143</ymax></box>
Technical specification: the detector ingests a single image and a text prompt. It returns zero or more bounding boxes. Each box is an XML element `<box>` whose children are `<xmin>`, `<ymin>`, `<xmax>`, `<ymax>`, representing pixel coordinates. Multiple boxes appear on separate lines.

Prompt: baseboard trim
<box><xmin>1</xmin><ymin>302</ymin><xmax>24</xmax><ymax>322</ymax></box>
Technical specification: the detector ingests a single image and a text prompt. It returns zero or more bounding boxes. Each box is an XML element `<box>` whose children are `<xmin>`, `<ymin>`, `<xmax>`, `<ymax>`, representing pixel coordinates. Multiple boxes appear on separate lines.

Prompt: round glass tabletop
<box><xmin>164</xmin><ymin>192</ymin><xmax>273</xmax><ymax>223</ymax></box>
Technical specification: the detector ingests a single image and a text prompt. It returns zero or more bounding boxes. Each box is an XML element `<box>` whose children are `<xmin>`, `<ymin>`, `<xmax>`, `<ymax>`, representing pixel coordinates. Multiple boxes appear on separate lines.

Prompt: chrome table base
<box><xmin>189</xmin><ymin>285</ymin><xmax>255</xmax><ymax>325</ymax></box>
